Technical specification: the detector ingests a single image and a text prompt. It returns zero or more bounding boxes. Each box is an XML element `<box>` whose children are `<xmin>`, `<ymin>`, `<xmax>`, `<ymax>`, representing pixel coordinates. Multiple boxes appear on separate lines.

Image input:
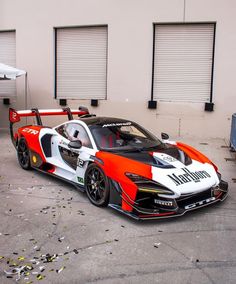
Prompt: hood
<box><xmin>115</xmin><ymin>144</ymin><xmax>192</xmax><ymax>168</ymax></box>
<box><xmin>99</xmin><ymin>144</ymin><xmax>219</xmax><ymax>198</ymax></box>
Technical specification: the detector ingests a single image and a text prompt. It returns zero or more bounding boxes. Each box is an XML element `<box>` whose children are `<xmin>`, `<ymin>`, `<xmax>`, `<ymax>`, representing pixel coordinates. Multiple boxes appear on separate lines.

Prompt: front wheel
<box><xmin>85</xmin><ymin>163</ymin><xmax>110</xmax><ymax>207</ymax></box>
<box><xmin>17</xmin><ymin>137</ymin><xmax>31</xmax><ymax>170</ymax></box>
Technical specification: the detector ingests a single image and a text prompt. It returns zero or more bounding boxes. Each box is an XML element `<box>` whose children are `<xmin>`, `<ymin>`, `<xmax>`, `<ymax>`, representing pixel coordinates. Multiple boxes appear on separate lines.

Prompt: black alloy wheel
<box><xmin>17</xmin><ymin>138</ymin><xmax>31</xmax><ymax>170</ymax></box>
<box><xmin>85</xmin><ymin>163</ymin><xmax>110</xmax><ymax>207</ymax></box>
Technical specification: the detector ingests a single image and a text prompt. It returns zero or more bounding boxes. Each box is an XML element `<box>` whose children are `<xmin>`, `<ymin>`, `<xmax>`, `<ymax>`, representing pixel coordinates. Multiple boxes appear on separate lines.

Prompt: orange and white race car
<box><xmin>9</xmin><ymin>107</ymin><xmax>228</xmax><ymax>220</ymax></box>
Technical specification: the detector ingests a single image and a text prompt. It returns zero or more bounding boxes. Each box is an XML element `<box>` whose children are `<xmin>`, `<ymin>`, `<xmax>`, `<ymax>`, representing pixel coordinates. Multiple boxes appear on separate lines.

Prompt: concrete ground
<box><xmin>0</xmin><ymin>130</ymin><xmax>236</xmax><ymax>284</ymax></box>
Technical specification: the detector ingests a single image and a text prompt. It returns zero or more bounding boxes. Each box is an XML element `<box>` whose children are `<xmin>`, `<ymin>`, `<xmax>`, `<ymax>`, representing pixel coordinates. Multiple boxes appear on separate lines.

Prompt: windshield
<box><xmin>89</xmin><ymin>122</ymin><xmax>163</xmax><ymax>152</ymax></box>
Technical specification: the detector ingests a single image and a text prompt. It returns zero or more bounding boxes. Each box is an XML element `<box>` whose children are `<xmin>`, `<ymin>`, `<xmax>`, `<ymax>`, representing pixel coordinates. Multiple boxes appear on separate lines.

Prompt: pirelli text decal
<box><xmin>168</xmin><ymin>168</ymin><xmax>211</xmax><ymax>186</ymax></box>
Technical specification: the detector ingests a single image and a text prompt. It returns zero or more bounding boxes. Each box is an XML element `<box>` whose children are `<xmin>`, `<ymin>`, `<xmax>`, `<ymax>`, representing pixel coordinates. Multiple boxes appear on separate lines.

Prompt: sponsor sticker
<box><xmin>77</xmin><ymin>177</ymin><xmax>84</xmax><ymax>184</ymax></box>
<box><xmin>168</xmin><ymin>167</ymin><xmax>211</xmax><ymax>186</ymax></box>
<box><xmin>102</xmin><ymin>122</ymin><xmax>132</xmax><ymax>128</ymax></box>
<box><xmin>59</xmin><ymin>140</ymin><xmax>68</xmax><ymax>146</ymax></box>
<box><xmin>162</xmin><ymin>156</ymin><xmax>177</xmax><ymax>163</ymax></box>
<box><xmin>154</xmin><ymin>199</ymin><xmax>174</xmax><ymax>207</ymax></box>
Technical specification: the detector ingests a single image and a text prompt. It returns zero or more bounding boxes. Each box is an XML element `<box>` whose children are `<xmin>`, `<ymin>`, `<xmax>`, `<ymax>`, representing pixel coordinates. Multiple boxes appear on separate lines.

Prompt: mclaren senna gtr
<box><xmin>9</xmin><ymin>107</ymin><xmax>228</xmax><ymax>220</ymax></box>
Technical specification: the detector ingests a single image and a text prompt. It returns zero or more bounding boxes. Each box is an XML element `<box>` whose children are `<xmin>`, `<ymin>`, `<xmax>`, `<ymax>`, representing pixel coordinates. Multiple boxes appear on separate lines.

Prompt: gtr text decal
<box><xmin>185</xmin><ymin>197</ymin><xmax>216</xmax><ymax>210</ymax></box>
<box><xmin>168</xmin><ymin>168</ymin><xmax>211</xmax><ymax>186</ymax></box>
<box><xmin>22</xmin><ymin>128</ymin><xmax>39</xmax><ymax>135</ymax></box>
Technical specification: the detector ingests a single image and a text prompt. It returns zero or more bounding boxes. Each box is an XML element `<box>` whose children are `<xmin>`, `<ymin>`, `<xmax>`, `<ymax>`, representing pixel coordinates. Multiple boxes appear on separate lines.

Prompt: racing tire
<box><xmin>85</xmin><ymin>163</ymin><xmax>110</xmax><ymax>207</ymax></box>
<box><xmin>17</xmin><ymin>137</ymin><xmax>31</xmax><ymax>170</ymax></box>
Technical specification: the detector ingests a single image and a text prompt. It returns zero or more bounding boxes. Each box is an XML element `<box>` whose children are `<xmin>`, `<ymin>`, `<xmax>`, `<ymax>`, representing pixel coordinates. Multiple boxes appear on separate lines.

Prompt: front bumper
<box><xmin>108</xmin><ymin>180</ymin><xmax>229</xmax><ymax>220</ymax></box>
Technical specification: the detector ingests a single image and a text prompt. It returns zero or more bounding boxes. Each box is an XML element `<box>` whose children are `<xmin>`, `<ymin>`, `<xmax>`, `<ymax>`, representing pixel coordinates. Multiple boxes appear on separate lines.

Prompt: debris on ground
<box><xmin>58</xmin><ymin>236</ymin><xmax>65</xmax><ymax>242</ymax></box>
<box><xmin>1</xmin><ymin>249</ymin><xmax>72</xmax><ymax>282</ymax></box>
<box><xmin>77</xmin><ymin>210</ymin><xmax>85</xmax><ymax>216</ymax></box>
<box><xmin>56</xmin><ymin>266</ymin><xmax>65</xmax><ymax>273</ymax></box>
<box><xmin>0</xmin><ymin>229</ymin><xmax>84</xmax><ymax>282</ymax></box>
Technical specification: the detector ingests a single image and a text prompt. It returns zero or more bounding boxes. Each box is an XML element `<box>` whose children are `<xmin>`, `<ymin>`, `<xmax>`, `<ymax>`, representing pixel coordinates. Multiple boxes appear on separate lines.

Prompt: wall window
<box><xmin>152</xmin><ymin>23</ymin><xmax>215</xmax><ymax>103</ymax></box>
<box><xmin>55</xmin><ymin>26</ymin><xmax>108</xmax><ymax>100</ymax></box>
<box><xmin>0</xmin><ymin>31</ymin><xmax>16</xmax><ymax>98</ymax></box>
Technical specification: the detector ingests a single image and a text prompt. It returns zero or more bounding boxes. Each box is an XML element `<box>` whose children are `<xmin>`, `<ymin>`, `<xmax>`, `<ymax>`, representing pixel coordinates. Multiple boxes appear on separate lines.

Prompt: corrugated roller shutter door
<box><xmin>0</xmin><ymin>31</ymin><xmax>16</xmax><ymax>98</ymax></box>
<box><xmin>57</xmin><ymin>26</ymin><xmax>107</xmax><ymax>99</ymax></box>
<box><xmin>153</xmin><ymin>24</ymin><xmax>214</xmax><ymax>103</ymax></box>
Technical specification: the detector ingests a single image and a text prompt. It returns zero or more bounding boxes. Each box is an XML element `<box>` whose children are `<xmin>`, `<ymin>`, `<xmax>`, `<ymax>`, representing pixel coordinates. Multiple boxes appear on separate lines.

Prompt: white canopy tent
<box><xmin>0</xmin><ymin>63</ymin><xmax>27</xmax><ymax>108</ymax></box>
<box><xmin>0</xmin><ymin>63</ymin><xmax>26</xmax><ymax>80</ymax></box>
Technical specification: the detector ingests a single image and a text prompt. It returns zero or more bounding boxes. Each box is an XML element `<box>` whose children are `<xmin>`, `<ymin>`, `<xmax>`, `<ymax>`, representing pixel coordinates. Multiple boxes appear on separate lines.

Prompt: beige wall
<box><xmin>0</xmin><ymin>0</ymin><xmax>235</xmax><ymax>139</ymax></box>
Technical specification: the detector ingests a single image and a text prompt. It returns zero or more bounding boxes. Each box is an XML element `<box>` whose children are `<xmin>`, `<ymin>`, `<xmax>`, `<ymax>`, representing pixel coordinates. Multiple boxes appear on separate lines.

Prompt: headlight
<box><xmin>125</xmin><ymin>172</ymin><xmax>174</xmax><ymax>195</ymax></box>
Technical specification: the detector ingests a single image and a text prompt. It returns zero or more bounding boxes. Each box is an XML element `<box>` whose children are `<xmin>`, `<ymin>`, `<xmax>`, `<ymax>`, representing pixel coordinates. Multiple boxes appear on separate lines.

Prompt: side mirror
<box><xmin>68</xmin><ymin>140</ymin><xmax>82</xmax><ymax>149</ymax></box>
<box><xmin>161</xmin><ymin>133</ymin><xmax>169</xmax><ymax>140</ymax></box>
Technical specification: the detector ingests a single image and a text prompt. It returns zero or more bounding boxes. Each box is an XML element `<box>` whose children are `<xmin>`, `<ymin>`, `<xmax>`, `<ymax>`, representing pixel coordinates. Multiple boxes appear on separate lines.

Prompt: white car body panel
<box><xmin>152</xmin><ymin>153</ymin><xmax>219</xmax><ymax>198</ymax></box>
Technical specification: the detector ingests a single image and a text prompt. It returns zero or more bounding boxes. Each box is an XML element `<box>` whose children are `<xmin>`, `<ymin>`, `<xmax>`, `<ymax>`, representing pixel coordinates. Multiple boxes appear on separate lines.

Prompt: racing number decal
<box><xmin>77</xmin><ymin>158</ymin><xmax>85</xmax><ymax>168</ymax></box>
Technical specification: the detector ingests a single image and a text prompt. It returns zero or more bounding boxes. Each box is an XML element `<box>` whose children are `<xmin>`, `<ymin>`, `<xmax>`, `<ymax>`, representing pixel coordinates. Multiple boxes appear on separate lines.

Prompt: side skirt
<box><xmin>32</xmin><ymin>166</ymin><xmax>85</xmax><ymax>192</ymax></box>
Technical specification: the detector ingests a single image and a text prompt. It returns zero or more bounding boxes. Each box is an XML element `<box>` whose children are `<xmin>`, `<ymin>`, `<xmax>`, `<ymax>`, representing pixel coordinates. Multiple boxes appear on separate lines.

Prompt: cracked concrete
<box><xmin>0</xmin><ymin>130</ymin><xmax>236</xmax><ymax>284</ymax></box>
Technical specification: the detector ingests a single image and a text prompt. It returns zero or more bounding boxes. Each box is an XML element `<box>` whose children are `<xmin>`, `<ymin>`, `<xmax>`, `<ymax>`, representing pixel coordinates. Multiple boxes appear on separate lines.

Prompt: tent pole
<box><xmin>25</xmin><ymin>72</ymin><xmax>28</xmax><ymax>123</ymax></box>
<box><xmin>25</xmin><ymin>72</ymin><xmax>27</xmax><ymax>109</ymax></box>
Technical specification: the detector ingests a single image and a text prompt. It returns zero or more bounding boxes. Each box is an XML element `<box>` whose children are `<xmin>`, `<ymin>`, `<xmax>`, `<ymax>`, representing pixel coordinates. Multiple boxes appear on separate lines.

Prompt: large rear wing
<box><xmin>9</xmin><ymin>106</ymin><xmax>90</xmax><ymax>146</ymax></box>
<box><xmin>9</xmin><ymin>106</ymin><xmax>89</xmax><ymax>125</ymax></box>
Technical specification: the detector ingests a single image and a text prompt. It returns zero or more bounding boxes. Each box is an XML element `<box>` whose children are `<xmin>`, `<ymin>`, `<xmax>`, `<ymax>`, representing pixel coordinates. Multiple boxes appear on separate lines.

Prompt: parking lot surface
<box><xmin>0</xmin><ymin>130</ymin><xmax>236</xmax><ymax>284</ymax></box>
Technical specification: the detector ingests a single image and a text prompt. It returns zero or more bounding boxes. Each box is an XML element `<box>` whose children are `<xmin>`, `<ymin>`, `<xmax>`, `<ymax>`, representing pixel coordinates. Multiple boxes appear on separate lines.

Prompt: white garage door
<box><xmin>0</xmin><ymin>31</ymin><xmax>16</xmax><ymax>98</ymax></box>
<box><xmin>56</xmin><ymin>26</ymin><xmax>108</xmax><ymax>100</ymax></box>
<box><xmin>153</xmin><ymin>24</ymin><xmax>215</xmax><ymax>103</ymax></box>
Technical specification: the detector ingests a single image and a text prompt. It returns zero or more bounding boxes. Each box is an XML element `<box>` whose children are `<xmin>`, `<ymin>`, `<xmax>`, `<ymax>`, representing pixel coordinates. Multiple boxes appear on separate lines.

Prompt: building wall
<box><xmin>0</xmin><ymin>0</ymin><xmax>235</xmax><ymax>138</ymax></box>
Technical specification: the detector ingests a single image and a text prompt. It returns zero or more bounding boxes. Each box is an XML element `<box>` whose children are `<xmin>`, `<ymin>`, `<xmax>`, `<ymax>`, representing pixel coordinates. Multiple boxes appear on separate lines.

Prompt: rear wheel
<box><xmin>85</xmin><ymin>163</ymin><xmax>110</xmax><ymax>207</ymax></box>
<box><xmin>17</xmin><ymin>138</ymin><xmax>31</xmax><ymax>170</ymax></box>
